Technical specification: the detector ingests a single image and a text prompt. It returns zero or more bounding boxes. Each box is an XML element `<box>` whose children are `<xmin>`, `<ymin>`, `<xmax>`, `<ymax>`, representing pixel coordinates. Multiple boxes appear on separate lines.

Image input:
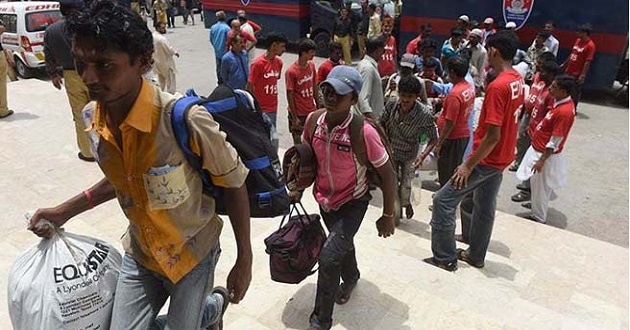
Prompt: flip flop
<box><xmin>456</xmin><ymin>248</ymin><xmax>484</xmax><ymax>268</ymax></box>
<box><xmin>335</xmin><ymin>282</ymin><xmax>357</xmax><ymax>305</ymax></box>
<box><xmin>511</xmin><ymin>191</ymin><xmax>530</xmax><ymax>202</ymax></box>
<box><xmin>405</xmin><ymin>205</ymin><xmax>414</xmax><ymax>219</ymax></box>
<box><xmin>0</xmin><ymin>110</ymin><xmax>14</xmax><ymax>119</ymax></box>
<box><xmin>422</xmin><ymin>257</ymin><xmax>457</xmax><ymax>272</ymax></box>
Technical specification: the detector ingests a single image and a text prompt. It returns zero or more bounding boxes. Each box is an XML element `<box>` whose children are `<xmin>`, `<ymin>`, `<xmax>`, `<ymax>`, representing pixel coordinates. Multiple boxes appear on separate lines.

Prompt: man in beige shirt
<box><xmin>152</xmin><ymin>22</ymin><xmax>179</xmax><ymax>93</ymax></box>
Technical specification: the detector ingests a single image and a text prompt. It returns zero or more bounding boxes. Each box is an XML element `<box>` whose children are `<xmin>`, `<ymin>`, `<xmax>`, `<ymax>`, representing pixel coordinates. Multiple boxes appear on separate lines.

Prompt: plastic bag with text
<box><xmin>8</xmin><ymin>227</ymin><xmax>122</xmax><ymax>330</ymax></box>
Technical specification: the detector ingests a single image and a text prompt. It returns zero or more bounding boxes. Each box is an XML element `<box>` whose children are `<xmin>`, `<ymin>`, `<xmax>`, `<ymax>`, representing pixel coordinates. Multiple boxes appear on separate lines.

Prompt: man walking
<box><xmin>285</xmin><ymin>39</ymin><xmax>318</xmax><ymax>145</ymax></box>
<box><xmin>44</xmin><ymin>0</ymin><xmax>92</xmax><ymax>161</ymax></box>
<box><xmin>220</xmin><ymin>34</ymin><xmax>249</xmax><ymax>90</ymax></box>
<box><xmin>152</xmin><ymin>22</ymin><xmax>179</xmax><ymax>93</ymax></box>
<box><xmin>209</xmin><ymin>11</ymin><xmax>231</xmax><ymax>85</ymax></box>
<box><xmin>425</xmin><ymin>31</ymin><xmax>524</xmax><ymax>271</ymax></box>
<box><xmin>355</xmin><ymin>36</ymin><xmax>385</xmax><ymax>119</ymax></box>
<box><xmin>247</xmin><ymin>32</ymin><xmax>287</xmax><ymax>152</ymax></box>
<box><xmin>28</xmin><ymin>2</ymin><xmax>252</xmax><ymax>329</ymax></box>
<box><xmin>378</xmin><ymin>16</ymin><xmax>398</xmax><ymax>79</ymax></box>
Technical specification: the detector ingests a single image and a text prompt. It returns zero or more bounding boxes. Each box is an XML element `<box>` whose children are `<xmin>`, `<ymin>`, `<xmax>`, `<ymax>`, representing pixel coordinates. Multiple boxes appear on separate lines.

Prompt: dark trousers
<box><xmin>437</xmin><ymin>137</ymin><xmax>469</xmax><ymax>187</ymax></box>
<box><xmin>311</xmin><ymin>195</ymin><xmax>369</xmax><ymax>330</ymax></box>
<box><xmin>570</xmin><ymin>78</ymin><xmax>584</xmax><ymax>109</ymax></box>
<box><xmin>287</xmin><ymin>112</ymin><xmax>307</xmax><ymax>145</ymax></box>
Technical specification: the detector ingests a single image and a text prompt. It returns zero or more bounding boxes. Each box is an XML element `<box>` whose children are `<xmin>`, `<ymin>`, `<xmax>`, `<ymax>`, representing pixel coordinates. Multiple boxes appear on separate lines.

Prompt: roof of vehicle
<box><xmin>0</xmin><ymin>2</ymin><xmax>60</xmax><ymax>13</ymax></box>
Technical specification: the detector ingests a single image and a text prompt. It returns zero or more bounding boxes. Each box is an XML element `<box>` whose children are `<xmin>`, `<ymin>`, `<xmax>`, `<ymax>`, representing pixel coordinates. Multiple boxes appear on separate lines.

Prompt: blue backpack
<box><xmin>171</xmin><ymin>85</ymin><xmax>290</xmax><ymax>218</ymax></box>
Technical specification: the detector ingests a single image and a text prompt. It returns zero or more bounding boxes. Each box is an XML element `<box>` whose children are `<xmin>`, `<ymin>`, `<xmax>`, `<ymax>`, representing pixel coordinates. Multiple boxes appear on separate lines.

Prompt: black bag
<box><xmin>171</xmin><ymin>86</ymin><xmax>290</xmax><ymax>218</ymax></box>
<box><xmin>264</xmin><ymin>203</ymin><xmax>326</xmax><ymax>284</ymax></box>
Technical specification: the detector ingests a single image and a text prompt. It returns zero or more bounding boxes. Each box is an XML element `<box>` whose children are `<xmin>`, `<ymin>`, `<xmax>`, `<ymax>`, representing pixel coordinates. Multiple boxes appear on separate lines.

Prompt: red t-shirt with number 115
<box><xmin>378</xmin><ymin>35</ymin><xmax>397</xmax><ymax>77</ymax></box>
<box><xmin>248</xmin><ymin>54</ymin><xmax>283</xmax><ymax>113</ymax></box>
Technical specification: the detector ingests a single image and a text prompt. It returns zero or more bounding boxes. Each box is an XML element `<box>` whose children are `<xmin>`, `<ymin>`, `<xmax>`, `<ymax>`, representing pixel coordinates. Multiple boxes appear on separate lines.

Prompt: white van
<box><xmin>0</xmin><ymin>2</ymin><xmax>61</xmax><ymax>78</ymax></box>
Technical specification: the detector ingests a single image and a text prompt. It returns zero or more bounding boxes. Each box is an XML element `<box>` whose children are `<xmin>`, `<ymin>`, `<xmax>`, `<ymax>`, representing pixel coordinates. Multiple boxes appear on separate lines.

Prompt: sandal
<box><xmin>210</xmin><ymin>286</ymin><xmax>230</xmax><ymax>330</ymax></box>
<box><xmin>511</xmin><ymin>191</ymin><xmax>530</xmax><ymax>202</ymax></box>
<box><xmin>405</xmin><ymin>205</ymin><xmax>414</xmax><ymax>219</ymax></box>
<box><xmin>335</xmin><ymin>282</ymin><xmax>357</xmax><ymax>305</ymax></box>
<box><xmin>456</xmin><ymin>248</ymin><xmax>484</xmax><ymax>268</ymax></box>
<box><xmin>422</xmin><ymin>257</ymin><xmax>457</xmax><ymax>272</ymax></box>
<box><xmin>0</xmin><ymin>109</ymin><xmax>14</xmax><ymax>119</ymax></box>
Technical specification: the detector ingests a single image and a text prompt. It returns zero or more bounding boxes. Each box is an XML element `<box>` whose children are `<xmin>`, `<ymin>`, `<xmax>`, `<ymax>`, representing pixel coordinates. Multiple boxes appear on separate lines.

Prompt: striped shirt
<box><xmin>380</xmin><ymin>98</ymin><xmax>437</xmax><ymax>162</ymax></box>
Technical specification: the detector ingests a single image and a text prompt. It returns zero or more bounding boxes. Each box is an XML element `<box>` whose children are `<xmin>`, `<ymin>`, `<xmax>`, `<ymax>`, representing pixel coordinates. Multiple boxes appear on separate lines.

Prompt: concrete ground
<box><xmin>1</xmin><ymin>19</ymin><xmax>627</xmax><ymax>329</ymax></box>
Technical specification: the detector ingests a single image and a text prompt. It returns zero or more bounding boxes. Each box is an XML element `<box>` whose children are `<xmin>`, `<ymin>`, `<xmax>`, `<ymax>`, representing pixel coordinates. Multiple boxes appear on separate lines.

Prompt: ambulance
<box><xmin>0</xmin><ymin>2</ymin><xmax>62</xmax><ymax>78</ymax></box>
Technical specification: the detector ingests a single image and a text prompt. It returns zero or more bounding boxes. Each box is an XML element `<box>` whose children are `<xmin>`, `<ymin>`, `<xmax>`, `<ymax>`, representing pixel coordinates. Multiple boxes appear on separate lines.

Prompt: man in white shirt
<box><xmin>238</xmin><ymin>14</ymin><xmax>257</xmax><ymax>65</ymax></box>
<box><xmin>467</xmin><ymin>29</ymin><xmax>488</xmax><ymax>86</ymax></box>
<box><xmin>355</xmin><ymin>36</ymin><xmax>385</xmax><ymax>118</ymax></box>
<box><xmin>152</xmin><ymin>22</ymin><xmax>179</xmax><ymax>93</ymax></box>
<box><xmin>543</xmin><ymin>21</ymin><xmax>560</xmax><ymax>56</ymax></box>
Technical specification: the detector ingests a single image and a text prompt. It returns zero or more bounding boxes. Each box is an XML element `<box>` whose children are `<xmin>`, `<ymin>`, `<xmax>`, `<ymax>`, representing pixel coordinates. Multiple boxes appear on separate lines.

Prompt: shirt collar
<box><xmin>553</xmin><ymin>96</ymin><xmax>572</xmax><ymax>108</ymax></box>
<box><xmin>365</xmin><ymin>55</ymin><xmax>378</xmax><ymax>67</ymax></box>
<box><xmin>317</xmin><ymin>110</ymin><xmax>353</xmax><ymax>129</ymax></box>
<box><xmin>94</xmin><ymin>79</ymin><xmax>156</xmax><ymax>134</ymax></box>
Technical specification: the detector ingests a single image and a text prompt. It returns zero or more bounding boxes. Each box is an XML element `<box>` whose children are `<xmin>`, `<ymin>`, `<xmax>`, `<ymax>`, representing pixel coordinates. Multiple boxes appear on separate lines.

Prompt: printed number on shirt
<box><xmin>264</xmin><ymin>84</ymin><xmax>278</xmax><ymax>95</ymax></box>
<box><xmin>569</xmin><ymin>53</ymin><xmax>578</xmax><ymax>61</ymax></box>
<box><xmin>382</xmin><ymin>53</ymin><xmax>394</xmax><ymax>61</ymax></box>
<box><xmin>300</xmin><ymin>87</ymin><xmax>314</xmax><ymax>98</ymax></box>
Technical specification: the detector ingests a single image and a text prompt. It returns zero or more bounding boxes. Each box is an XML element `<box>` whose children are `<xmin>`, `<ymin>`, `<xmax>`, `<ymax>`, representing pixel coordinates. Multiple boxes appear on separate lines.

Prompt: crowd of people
<box><xmin>10</xmin><ymin>0</ymin><xmax>598</xmax><ymax>329</ymax></box>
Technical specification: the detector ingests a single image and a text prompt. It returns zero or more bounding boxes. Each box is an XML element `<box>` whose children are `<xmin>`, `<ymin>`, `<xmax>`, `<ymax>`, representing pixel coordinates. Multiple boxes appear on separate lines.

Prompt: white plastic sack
<box><xmin>8</xmin><ymin>225</ymin><xmax>122</xmax><ymax>330</ymax></box>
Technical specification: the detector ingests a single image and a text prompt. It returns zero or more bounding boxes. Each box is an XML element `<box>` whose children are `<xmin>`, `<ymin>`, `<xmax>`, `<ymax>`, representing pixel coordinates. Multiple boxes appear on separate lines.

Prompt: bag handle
<box><xmin>278</xmin><ymin>202</ymin><xmax>313</xmax><ymax>230</ymax></box>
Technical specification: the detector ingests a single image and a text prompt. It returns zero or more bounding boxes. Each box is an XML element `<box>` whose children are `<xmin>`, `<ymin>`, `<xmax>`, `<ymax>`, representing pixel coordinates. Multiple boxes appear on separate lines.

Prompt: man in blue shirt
<box><xmin>209</xmin><ymin>11</ymin><xmax>231</xmax><ymax>84</ymax></box>
<box><xmin>220</xmin><ymin>34</ymin><xmax>249</xmax><ymax>90</ymax></box>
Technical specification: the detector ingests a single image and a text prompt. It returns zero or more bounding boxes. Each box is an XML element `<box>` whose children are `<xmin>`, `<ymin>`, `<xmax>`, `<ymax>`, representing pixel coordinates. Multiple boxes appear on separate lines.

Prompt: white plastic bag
<box><xmin>8</xmin><ymin>222</ymin><xmax>122</xmax><ymax>330</ymax></box>
<box><xmin>411</xmin><ymin>170</ymin><xmax>422</xmax><ymax>205</ymax></box>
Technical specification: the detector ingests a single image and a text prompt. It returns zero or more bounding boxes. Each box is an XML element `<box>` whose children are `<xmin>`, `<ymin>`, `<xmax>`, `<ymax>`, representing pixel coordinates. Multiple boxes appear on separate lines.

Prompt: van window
<box><xmin>0</xmin><ymin>14</ymin><xmax>18</xmax><ymax>33</ymax></box>
<box><xmin>26</xmin><ymin>10</ymin><xmax>61</xmax><ymax>32</ymax></box>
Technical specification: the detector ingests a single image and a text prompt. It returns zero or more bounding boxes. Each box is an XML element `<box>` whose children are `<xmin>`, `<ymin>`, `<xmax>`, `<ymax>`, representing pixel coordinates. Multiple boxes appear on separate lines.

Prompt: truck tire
<box><xmin>15</xmin><ymin>58</ymin><xmax>33</xmax><ymax>79</ymax></box>
<box><xmin>312</xmin><ymin>31</ymin><xmax>330</xmax><ymax>58</ymax></box>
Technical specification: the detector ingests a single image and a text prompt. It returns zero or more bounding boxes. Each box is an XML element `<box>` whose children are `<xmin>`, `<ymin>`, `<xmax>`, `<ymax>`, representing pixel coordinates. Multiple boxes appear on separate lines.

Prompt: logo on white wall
<box><xmin>241</xmin><ymin>0</ymin><xmax>251</xmax><ymax>6</ymax></box>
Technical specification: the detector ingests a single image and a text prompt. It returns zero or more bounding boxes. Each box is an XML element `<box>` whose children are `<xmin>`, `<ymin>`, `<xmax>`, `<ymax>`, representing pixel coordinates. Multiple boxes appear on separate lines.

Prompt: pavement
<box><xmin>0</xmin><ymin>78</ymin><xmax>627</xmax><ymax>329</ymax></box>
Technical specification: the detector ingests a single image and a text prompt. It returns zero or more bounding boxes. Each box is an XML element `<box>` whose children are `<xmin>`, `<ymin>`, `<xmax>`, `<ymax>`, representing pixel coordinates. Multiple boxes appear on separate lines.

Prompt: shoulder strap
<box><xmin>305</xmin><ymin>109</ymin><xmax>326</xmax><ymax>145</ymax></box>
<box><xmin>349</xmin><ymin>112</ymin><xmax>369</xmax><ymax>167</ymax></box>
<box><xmin>171</xmin><ymin>95</ymin><xmax>204</xmax><ymax>171</ymax></box>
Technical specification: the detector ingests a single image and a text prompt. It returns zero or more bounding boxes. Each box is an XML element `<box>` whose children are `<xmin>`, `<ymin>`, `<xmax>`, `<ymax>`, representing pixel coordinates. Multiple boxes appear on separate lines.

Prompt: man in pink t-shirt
<box><xmin>247</xmin><ymin>32</ymin><xmax>287</xmax><ymax>152</ymax></box>
<box><xmin>285</xmin><ymin>39</ymin><xmax>319</xmax><ymax>144</ymax></box>
<box><xmin>300</xmin><ymin>65</ymin><xmax>396</xmax><ymax>330</ymax></box>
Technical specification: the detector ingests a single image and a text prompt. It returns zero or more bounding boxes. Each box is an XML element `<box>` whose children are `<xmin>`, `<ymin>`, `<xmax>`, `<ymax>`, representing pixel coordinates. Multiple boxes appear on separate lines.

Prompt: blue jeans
<box><xmin>430</xmin><ymin>165</ymin><xmax>503</xmax><ymax>264</ymax></box>
<box><xmin>262</xmin><ymin>111</ymin><xmax>278</xmax><ymax>152</ymax></box>
<box><xmin>110</xmin><ymin>243</ymin><xmax>222</xmax><ymax>330</ymax></box>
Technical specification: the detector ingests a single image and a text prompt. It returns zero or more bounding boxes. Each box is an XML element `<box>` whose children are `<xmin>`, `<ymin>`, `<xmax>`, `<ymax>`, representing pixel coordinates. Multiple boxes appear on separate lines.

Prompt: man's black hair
<box><xmin>553</xmin><ymin>74</ymin><xmax>577</xmax><ymax>94</ymax></box>
<box><xmin>366</xmin><ymin>35</ymin><xmax>385</xmax><ymax>54</ymax></box>
<box><xmin>328</xmin><ymin>41</ymin><xmax>343</xmax><ymax>53</ymax></box>
<box><xmin>540</xmin><ymin>60</ymin><xmax>560</xmax><ymax>81</ymax></box>
<box><xmin>485</xmin><ymin>30</ymin><xmax>520</xmax><ymax>60</ymax></box>
<box><xmin>369</xmin><ymin>3</ymin><xmax>377</xmax><ymax>10</ymax></box>
<box><xmin>65</xmin><ymin>0</ymin><xmax>153</xmax><ymax>62</ymax></box>
<box><xmin>447</xmin><ymin>55</ymin><xmax>469</xmax><ymax>78</ymax></box>
<box><xmin>266</xmin><ymin>32</ymin><xmax>288</xmax><ymax>47</ymax></box>
<box><xmin>537</xmin><ymin>51</ymin><xmax>556</xmax><ymax>63</ymax></box>
<box><xmin>298</xmin><ymin>38</ymin><xmax>317</xmax><ymax>56</ymax></box>
<box><xmin>419</xmin><ymin>23</ymin><xmax>432</xmax><ymax>33</ymax></box>
<box><xmin>577</xmin><ymin>23</ymin><xmax>593</xmax><ymax>35</ymax></box>
<box><xmin>238</xmin><ymin>15</ymin><xmax>248</xmax><ymax>24</ymax></box>
<box><xmin>451</xmin><ymin>27</ymin><xmax>464</xmax><ymax>36</ymax></box>
<box><xmin>418</xmin><ymin>37</ymin><xmax>438</xmax><ymax>51</ymax></box>
<box><xmin>398</xmin><ymin>75</ymin><xmax>422</xmax><ymax>95</ymax></box>
<box><xmin>423</xmin><ymin>57</ymin><xmax>438</xmax><ymax>69</ymax></box>
<box><xmin>537</xmin><ymin>30</ymin><xmax>551</xmax><ymax>40</ymax></box>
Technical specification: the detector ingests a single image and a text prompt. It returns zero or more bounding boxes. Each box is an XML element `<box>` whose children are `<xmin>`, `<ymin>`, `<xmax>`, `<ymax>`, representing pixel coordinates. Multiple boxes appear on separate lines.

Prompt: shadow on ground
<box><xmin>281</xmin><ymin>280</ymin><xmax>411</xmax><ymax>330</ymax></box>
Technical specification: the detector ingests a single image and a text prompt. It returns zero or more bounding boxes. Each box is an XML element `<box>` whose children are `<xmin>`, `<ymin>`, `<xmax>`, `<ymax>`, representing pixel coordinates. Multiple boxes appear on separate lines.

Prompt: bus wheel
<box><xmin>312</xmin><ymin>31</ymin><xmax>330</xmax><ymax>58</ymax></box>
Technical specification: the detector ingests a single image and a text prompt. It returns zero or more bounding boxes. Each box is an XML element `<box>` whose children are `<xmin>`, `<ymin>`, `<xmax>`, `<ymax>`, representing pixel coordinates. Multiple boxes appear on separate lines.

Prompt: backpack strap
<box><xmin>305</xmin><ymin>108</ymin><xmax>326</xmax><ymax>145</ymax></box>
<box><xmin>349</xmin><ymin>112</ymin><xmax>369</xmax><ymax>167</ymax></box>
<box><xmin>170</xmin><ymin>94</ymin><xmax>215</xmax><ymax>193</ymax></box>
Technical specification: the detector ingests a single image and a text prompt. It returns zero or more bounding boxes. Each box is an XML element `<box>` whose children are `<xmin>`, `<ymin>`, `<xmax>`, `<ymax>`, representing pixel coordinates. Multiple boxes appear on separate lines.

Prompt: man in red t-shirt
<box><xmin>247</xmin><ymin>32</ymin><xmax>287</xmax><ymax>152</ymax></box>
<box><xmin>405</xmin><ymin>23</ymin><xmax>432</xmax><ymax>55</ymax></box>
<box><xmin>515</xmin><ymin>75</ymin><xmax>576</xmax><ymax>223</ymax></box>
<box><xmin>378</xmin><ymin>16</ymin><xmax>397</xmax><ymax>79</ymax></box>
<box><xmin>425</xmin><ymin>31</ymin><xmax>524</xmax><ymax>271</ymax></box>
<box><xmin>317</xmin><ymin>41</ymin><xmax>344</xmax><ymax>84</ymax></box>
<box><xmin>286</xmin><ymin>39</ymin><xmax>319</xmax><ymax>145</ymax></box>
<box><xmin>434</xmin><ymin>56</ymin><xmax>475</xmax><ymax>188</ymax></box>
<box><xmin>561</xmin><ymin>23</ymin><xmax>595</xmax><ymax>108</ymax></box>
<box><xmin>510</xmin><ymin>61</ymin><xmax>559</xmax><ymax>203</ymax></box>
<box><xmin>227</xmin><ymin>19</ymin><xmax>257</xmax><ymax>52</ymax></box>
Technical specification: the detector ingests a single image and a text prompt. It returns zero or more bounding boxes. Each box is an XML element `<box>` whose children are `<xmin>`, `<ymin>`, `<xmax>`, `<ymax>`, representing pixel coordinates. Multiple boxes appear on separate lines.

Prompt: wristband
<box><xmin>83</xmin><ymin>190</ymin><xmax>94</xmax><ymax>209</ymax></box>
<box><xmin>382</xmin><ymin>211</ymin><xmax>395</xmax><ymax>218</ymax></box>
